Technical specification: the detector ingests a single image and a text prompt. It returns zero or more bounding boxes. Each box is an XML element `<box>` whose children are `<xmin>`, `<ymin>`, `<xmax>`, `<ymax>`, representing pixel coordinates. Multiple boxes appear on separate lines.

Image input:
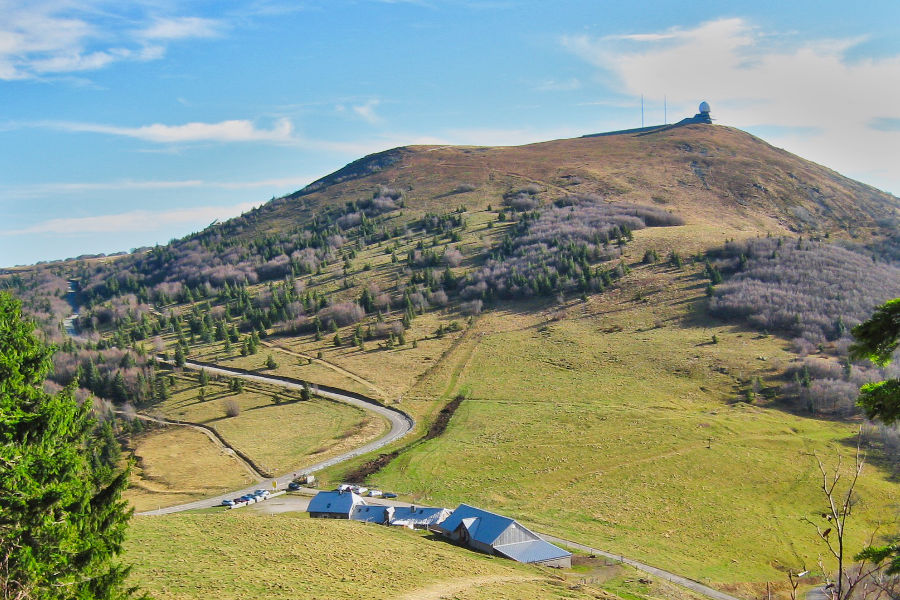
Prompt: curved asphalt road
<box><xmin>138</xmin><ymin>360</ymin><xmax>414</xmax><ymax>515</ymax></box>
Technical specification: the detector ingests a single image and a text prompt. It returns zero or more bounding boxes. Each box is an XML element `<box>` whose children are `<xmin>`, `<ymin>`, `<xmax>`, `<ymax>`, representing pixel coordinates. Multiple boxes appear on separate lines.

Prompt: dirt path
<box><xmin>138</xmin><ymin>360</ymin><xmax>414</xmax><ymax>515</ymax></box>
<box><xmin>260</xmin><ymin>339</ymin><xmax>389</xmax><ymax>400</ymax></box>
<box><xmin>398</xmin><ymin>574</ymin><xmax>543</xmax><ymax>600</ymax></box>
<box><xmin>124</xmin><ymin>412</ymin><xmax>266</xmax><ymax>481</ymax></box>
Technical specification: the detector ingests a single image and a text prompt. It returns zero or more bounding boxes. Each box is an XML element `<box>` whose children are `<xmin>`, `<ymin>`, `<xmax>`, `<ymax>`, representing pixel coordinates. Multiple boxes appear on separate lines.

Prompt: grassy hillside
<box><xmin>358</xmin><ymin>259</ymin><xmax>894</xmax><ymax>586</ymax></box>
<box><xmin>125</xmin><ymin>511</ymin><xmax>709</xmax><ymax>600</ymax></box>
<box><xmin>4</xmin><ymin>123</ymin><xmax>900</xmax><ymax>595</ymax></box>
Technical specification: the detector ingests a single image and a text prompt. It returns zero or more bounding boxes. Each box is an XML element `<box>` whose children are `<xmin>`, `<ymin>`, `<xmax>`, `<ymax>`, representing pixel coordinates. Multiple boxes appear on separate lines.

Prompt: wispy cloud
<box><xmin>534</xmin><ymin>77</ymin><xmax>581</xmax><ymax>92</ymax></box>
<box><xmin>140</xmin><ymin>17</ymin><xmax>222</xmax><ymax>41</ymax></box>
<box><xmin>562</xmin><ymin>18</ymin><xmax>900</xmax><ymax>193</ymax></box>
<box><xmin>40</xmin><ymin>118</ymin><xmax>295</xmax><ymax>143</ymax></box>
<box><xmin>4</xmin><ymin>202</ymin><xmax>261</xmax><ymax>235</ymax></box>
<box><xmin>1</xmin><ymin>176</ymin><xmax>317</xmax><ymax>199</ymax></box>
<box><xmin>0</xmin><ymin>2</ymin><xmax>225</xmax><ymax>80</ymax></box>
<box><xmin>352</xmin><ymin>99</ymin><xmax>382</xmax><ymax>124</ymax></box>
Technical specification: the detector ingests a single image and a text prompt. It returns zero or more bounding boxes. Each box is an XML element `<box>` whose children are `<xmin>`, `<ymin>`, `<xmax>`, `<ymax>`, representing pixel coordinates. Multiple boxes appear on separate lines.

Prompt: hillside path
<box><xmin>397</xmin><ymin>574</ymin><xmax>543</xmax><ymax>600</ymax></box>
<box><xmin>124</xmin><ymin>411</ymin><xmax>265</xmax><ymax>481</ymax></box>
<box><xmin>137</xmin><ymin>359</ymin><xmax>414</xmax><ymax>515</ymax></box>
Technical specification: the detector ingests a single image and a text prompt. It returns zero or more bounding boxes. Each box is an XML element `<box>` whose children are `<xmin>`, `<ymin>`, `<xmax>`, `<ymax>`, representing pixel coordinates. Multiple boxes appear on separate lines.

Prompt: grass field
<box><xmin>151</xmin><ymin>373</ymin><xmax>387</xmax><ymax>476</ymax></box>
<box><xmin>122</xmin><ymin>371</ymin><xmax>388</xmax><ymax>509</ymax></box>
<box><xmin>113</xmin><ymin>125</ymin><xmax>900</xmax><ymax>595</ymax></box>
<box><xmin>125</xmin><ymin>511</ymin><xmax>707</xmax><ymax>600</ymax></box>
<box><xmin>344</xmin><ymin>252</ymin><xmax>899</xmax><ymax>589</ymax></box>
<box><xmin>125</xmin><ymin>427</ymin><xmax>258</xmax><ymax>513</ymax></box>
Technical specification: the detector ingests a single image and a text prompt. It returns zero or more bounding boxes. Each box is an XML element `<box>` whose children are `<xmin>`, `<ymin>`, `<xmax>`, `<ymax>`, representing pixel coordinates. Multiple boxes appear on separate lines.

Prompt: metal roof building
<box><xmin>389</xmin><ymin>506</ymin><xmax>451</xmax><ymax>529</ymax></box>
<box><xmin>350</xmin><ymin>504</ymin><xmax>394</xmax><ymax>524</ymax></box>
<box><xmin>307</xmin><ymin>490</ymin><xmax>366</xmax><ymax>519</ymax></box>
<box><xmin>434</xmin><ymin>504</ymin><xmax>571</xmax><ymax>568</ymax></box>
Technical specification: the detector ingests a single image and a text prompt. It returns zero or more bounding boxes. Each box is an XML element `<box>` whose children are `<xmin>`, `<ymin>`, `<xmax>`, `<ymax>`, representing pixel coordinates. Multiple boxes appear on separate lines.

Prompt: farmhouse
<box><xmin>350</xmin><ymin>504</ymin><xmax>394</xmax><ymax>524</ymax></box>
<box><xmin>389</xmin><ymin>506</ymin><xmax>451</xmax><ymax>529</ymax></box>
<box><xmin>307</xmin><ymin>490</ymin><xmax>366</xmax><ymax>519</ymax></box>
<box><xmin>434</xmin><ymin>504</ymin><xmax>572</xmax><ymax>568</ymax></box>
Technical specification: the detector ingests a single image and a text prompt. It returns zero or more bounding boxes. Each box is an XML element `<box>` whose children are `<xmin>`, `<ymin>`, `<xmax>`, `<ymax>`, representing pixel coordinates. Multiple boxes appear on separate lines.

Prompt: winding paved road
<box><xmin>137</xmin><ymin>360</ymin><xmax>414</xmax><ymax>515</ymax></box>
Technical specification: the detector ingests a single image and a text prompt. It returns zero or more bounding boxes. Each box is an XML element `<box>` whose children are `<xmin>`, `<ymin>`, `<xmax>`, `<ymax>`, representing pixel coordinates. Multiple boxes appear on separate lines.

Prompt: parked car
<box><xmin>253</xmin><ymin>489</ymin><xmax>269</xmax><ymax>498</ymax></box>
<box><xmin>368</xmin><ymin>490</ymin><xmax>383</xmax><ymax>498</ymax></box>
<box><xmin>288</xmin><ymin>481</ymin><xmax>301</xmax><ymax>491</ymax></box>
<box><xmin>221</xmin><ymin>499</ymin><xmax>235</xmax><ymax>507</ymax></box>
<box><xmin>383</xmin><ymin>493</ymin><xmax>398</xmax><ymax>499</ymax></box>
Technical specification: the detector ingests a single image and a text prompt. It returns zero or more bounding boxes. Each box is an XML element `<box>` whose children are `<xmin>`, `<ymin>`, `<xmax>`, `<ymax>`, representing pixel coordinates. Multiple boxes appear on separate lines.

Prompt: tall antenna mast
<box><xmin>641</xmin><ymin>94</ymin><xmax>644</xmax><ymax>127</ymax></box>
<box><xmin>664</xmin><ymin>95</ymin><xmax>667</xmax><ymax>124</ymax></box>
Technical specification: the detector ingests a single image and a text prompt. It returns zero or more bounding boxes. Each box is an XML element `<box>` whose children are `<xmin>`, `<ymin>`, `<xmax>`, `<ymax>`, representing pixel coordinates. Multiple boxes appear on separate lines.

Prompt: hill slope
<box><xmin>4</xmin><ymin>122</ymin><xmax>900</xmax><ymax>597</ymax></box>
<box><xmin>250</xmin><ymin>124</ymin><xmax>898</xmax><ymax>240</ymax></box>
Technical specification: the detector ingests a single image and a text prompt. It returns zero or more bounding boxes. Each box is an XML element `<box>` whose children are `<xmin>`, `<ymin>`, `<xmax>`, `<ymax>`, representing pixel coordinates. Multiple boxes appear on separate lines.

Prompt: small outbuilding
<box><xmin>350</xmin><ymin>504</ymin><xmax>394</xmax><ymax>524</ymax></box>
<box><xmin>307</xmin><ymin>490</ymin><xmax>366</xmax><ymax>519</ymax></box>
<box><xmin>435</xmin><ymin>504</ymin><xmax>572</xmax><ymax>568</ymax></box>
<box><xmin>390</xmin><ymin>506</ymin><xmax>452</xmax><ymax>529</ymax></box>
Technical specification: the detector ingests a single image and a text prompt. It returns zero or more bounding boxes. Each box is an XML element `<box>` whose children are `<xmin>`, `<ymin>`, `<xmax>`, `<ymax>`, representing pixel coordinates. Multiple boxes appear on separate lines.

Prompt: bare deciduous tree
<box><xmin>796</xmin><ymin>441</ymin><xmax>897</xmax><ymax>600</ymax></box>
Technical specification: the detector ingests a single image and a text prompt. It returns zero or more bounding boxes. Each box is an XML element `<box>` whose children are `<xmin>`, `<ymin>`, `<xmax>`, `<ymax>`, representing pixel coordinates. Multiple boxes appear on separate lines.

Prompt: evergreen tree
<box><xmin>174</xmin><ymin>345</ymin><xmax>185</xmax><ymax>367</ymax></box>
<box><xmin>850</xmin><ymin>298</ymin><xmax>900</xmax><ymax>425</ymax></box>
<box><xmin>0</xmin><ymin>292</ymin><xmax>144</xmax><ymax>599</ymax></box>
<box><xmin>111</xmin><ymin>371</ymin><xmax>128</xmax><ymax>404</ymax></box>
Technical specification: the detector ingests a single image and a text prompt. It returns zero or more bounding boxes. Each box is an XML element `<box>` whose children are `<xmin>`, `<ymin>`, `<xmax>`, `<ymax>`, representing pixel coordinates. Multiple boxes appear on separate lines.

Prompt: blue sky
<box><xmin>2</xmin><ymin>0</ymin><xmax>899</xmax><ymax>267</ymax></box>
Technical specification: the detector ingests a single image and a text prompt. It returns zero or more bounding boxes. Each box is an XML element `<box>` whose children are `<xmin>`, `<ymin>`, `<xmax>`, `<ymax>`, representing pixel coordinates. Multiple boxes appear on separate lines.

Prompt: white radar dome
<box><xmin>699</xmin><ymin>101</ymin><xmax>711</xmax><ymax>114</ymax></box>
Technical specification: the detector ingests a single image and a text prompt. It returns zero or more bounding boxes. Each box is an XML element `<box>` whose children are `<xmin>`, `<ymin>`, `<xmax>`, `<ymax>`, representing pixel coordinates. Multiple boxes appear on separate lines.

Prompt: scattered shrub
<box><xmin>317</xmin><ymin>302</ymin><xmax>365</xmax><ymax>328</ymax></box>
<box><xmin>223</xmin><ymin>398</ymin><xmax>241</xmax><ymax>418</ymax></box>
<box><xmin>708</xmin><ymin>238</ymin><xmax>900</xmax><ymax>343</ymax></box>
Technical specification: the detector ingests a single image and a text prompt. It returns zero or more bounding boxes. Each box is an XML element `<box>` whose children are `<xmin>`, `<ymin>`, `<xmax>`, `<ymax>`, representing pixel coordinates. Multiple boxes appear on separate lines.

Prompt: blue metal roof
<box><xmin>307</xmin><ymin>490</ymin><xmax>365</xmax><ymax>514</ymax></box>
<box><xmin>350</xmin><ymin>505</ymin><xmax>391</xmax><ymax>523</ymax></box>
<box><xmin>494</xmin><ymin>539</ymin><xmax>571</xmax><ymax>564</ymax></box>
<box><xmin>437</xmin><ymin>504</ymin><xmax>516</xmax><ymax>545</ymax></box>
<box><xmin>390</xmin><ymin>506</ymin><xmax>450</xmax><ymax>526</ymax></box>
<box><xmin>437</xmin><ymin>504</ymin><xmax>571</xmax><ymax>564</ymax></box>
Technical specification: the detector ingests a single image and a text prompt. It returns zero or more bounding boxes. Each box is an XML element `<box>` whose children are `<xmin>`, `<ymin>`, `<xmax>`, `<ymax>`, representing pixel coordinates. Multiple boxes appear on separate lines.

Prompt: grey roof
<box><xmin>307</xmin><ymin>490</ymin><xmax>365</xmax><ymax>514</ymax></box>
<box><xmin>350</xmin><ymin>504</ymin><xmax>392</xmax><ymax>523</ymax></box>
<box><xmin>494</xmin><ymin>539</ymin><xmax>571</xmax><ymax>564</ymax></box>
<box><xmin>436</xmin><ymin>504</ymin><xmax>518</xmax><ymax>545</ymax></box>
<box><xmin>437</xmin><ymin>504</ymin><xmax>571</xmax><ymax>564</ymax></box>
<box><xmin>390</xmin><ymin>506</ymin><xmax>450</xmax><ymax>527</ymax></box>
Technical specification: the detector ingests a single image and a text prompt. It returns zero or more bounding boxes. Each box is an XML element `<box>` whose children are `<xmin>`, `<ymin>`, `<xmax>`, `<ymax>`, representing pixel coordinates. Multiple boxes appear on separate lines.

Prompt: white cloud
<box><xmin>0</xmin><ymin>2</ymin><xmax>224</xmax><ymax>80</ymax></box>
<box><xmin>352</xmin><ymin>99</ymin><xmax>382</xmax><ymax>124</ymax></box>
<box><xmin>140</xmin><ymin>17</ymin><xmax>222</xmax><ymax>41</ymax></box>
<box><xmin>4</xmin><ymin>202</ymin><xmax>261</xmax><ymax>235</ymax></box>
<box><xmin>1</xmin><ymin>176</ymin><xmax>318</xmax><ymax>199</ymax></box>
<box><xmin>562</xmin><ymin>18</ymin><xmax>900</xmax><ymax>194</ymax></box>
<box><xmin>46</xmin><ymin>118</ymin><xmax>295</xmax><ymax>143</ymax></box>
<box><xmin>534</xmin><ymin>77</ymin><xmax>582</xmax><ymax>92</ymax></box>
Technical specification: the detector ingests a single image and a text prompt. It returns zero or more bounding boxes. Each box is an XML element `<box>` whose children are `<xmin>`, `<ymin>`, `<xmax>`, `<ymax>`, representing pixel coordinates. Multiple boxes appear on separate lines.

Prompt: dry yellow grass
<box><xmin>125</xmin><ymin>427</ymin><xmax>256</xmax><ymax>512</ymax></box>
<box><xmin>151</xmin><ymin>375</ymin><xmax>388</xmax><ymax>477</ymax></box>
<box><xmin>126</xmin><ymin>512</ymin><xmax>606</xmax><ymax>600</ymax></box>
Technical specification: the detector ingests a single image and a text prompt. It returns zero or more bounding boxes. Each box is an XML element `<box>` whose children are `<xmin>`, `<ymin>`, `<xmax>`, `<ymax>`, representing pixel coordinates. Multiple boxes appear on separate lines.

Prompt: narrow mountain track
<box><xmin>123</xmin><ymin>412</ymin><xmax>267</xmax><ymax>481</ymax></box>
